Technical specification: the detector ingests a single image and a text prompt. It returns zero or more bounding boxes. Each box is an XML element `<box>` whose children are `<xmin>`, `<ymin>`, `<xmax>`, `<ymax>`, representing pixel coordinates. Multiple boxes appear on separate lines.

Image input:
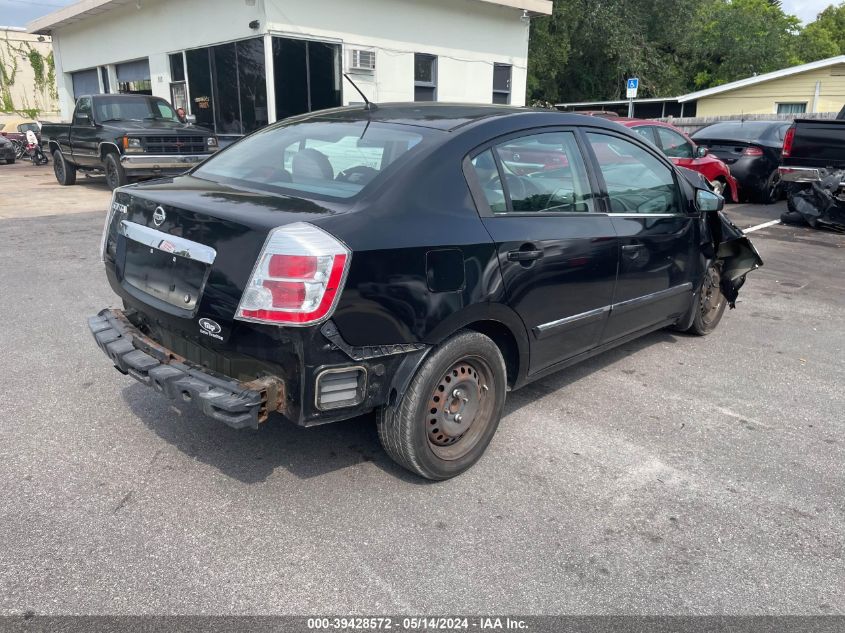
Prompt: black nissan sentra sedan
<box><xmin>90</xmin><ymin>104</ymin><xmax>762</xmax><ymax>480</ymax></box>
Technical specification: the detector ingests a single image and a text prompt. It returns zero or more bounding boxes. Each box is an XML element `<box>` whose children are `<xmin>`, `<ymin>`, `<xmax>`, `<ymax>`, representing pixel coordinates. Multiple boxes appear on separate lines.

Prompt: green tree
<box><xmin>804</xmin><ymin>3</ymin><xmax>845</xmax><ymax>54</ymax></box>
<box><xmin>528</xmin><ymin>0</ymin><xmax>698</xmax><ymax>103</ymax></box>
<box><xmin>795</xmin><ymin>20</ymin><xmax>840</xmax><ymax>62</ymax></box>
<box><xmin>683</xmin><ymin>0</ymin><xmax>801</xmax><ymax>89</ymax></box>
<box><xmin>526</xmin><ymin>2</ymin><xmax>573</xmax><ymax>104</ymax></box>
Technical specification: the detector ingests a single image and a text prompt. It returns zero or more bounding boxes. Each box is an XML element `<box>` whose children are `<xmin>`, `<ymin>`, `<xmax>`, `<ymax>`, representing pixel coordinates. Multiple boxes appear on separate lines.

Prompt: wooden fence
<box><xmin>655</xmin><ymin>112</ymin><xmax>840</xmax><ymax>135</ymax></box>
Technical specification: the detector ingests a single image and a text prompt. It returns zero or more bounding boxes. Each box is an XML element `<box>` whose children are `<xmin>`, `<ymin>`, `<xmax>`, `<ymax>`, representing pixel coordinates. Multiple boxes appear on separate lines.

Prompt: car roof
<box><xmin>81</xmin><ymin>94</ymin><xmax>160</xmax><ymax>100</ymax></box>
<box><xmin>692</xmin><ymin>119</ymin><xmax>790</xmax><ymax>139</ymax></box>
<box><xmin>614</xmin><ymin>118</ymin><xmax>683</xmax><ymax>130</ymax></box>
<box><xmin>307</xmin><ymin>102</ymin><xmax>603</xmax><ymax>132</ymax></box>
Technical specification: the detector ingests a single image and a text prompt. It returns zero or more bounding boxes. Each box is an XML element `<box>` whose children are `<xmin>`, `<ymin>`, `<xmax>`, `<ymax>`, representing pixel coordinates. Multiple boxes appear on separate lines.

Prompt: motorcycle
<box><xmin>25</xmin><ymin>142</ymin><xmax>49</xmax><ymax>166</ymax></box>
<box><xmin>11</xmin><ymin>139</ymin><xmax>26</xmax><ymax>160</ymax></box>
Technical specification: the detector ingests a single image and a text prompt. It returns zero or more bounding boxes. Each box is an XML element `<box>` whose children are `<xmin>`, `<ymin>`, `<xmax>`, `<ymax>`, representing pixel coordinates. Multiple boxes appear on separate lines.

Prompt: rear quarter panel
<box><xmin>317</xmin><ymin>138</ymin><xmax>508</xmax><ymax>348</ymax></box>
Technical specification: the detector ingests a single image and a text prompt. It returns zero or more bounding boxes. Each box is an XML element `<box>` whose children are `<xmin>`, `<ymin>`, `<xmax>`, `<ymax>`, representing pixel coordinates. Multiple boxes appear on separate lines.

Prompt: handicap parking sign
<box><xmin>626</xmin><ymin>78</ymin><xmax>639</xmax><ymax>98</ymax></box>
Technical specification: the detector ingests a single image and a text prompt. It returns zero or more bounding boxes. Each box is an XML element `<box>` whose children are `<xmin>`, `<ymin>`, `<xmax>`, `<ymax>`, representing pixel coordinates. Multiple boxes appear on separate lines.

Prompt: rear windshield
<box><xmin>193</xmin><ymin>119</ymin><xmax>428</xmax><ymax>200</ymax></box>
<box><xmin>94</xmin><ymin>96</ymin><xmax>177</xmax><ymax>123</ymax></box>
<box><xmin>693</xmin><ymin>122</ymin><xmax>787</xmax><ymax>142</ymax></box>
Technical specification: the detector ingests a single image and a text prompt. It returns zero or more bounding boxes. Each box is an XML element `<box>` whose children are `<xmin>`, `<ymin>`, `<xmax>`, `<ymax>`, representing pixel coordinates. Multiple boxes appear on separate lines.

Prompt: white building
<box><xmin>29</xmin><ymin>0</ymin><xmax>551</xmax><ymax>135</ymax></box>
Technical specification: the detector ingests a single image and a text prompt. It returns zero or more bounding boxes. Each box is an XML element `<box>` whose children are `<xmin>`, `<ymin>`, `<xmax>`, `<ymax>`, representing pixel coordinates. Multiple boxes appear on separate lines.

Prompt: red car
<box><xmin>616</xmin><ymin>118</ymin><xmax>739</xmax><ymax>202</ymax></box>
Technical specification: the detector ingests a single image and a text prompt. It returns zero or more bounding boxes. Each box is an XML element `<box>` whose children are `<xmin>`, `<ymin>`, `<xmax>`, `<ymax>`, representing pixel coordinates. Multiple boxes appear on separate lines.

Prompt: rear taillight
<box><xmin>742</xmin><ymin>146</ymin><xmax>764</xmax><ymax>156</ymax></box>
<box><xmin>100</xmin><ymin>191</ymin><xmax>126</xmax><ymax>262</ymax></box>
<box><xmin>235</xmin><ymin>223</ymin><xmax>350</xmax><ymax>326</ymax></box>
<box><xmin>782</xmin><ymin>126</ymin><xmax>796</xmax><ymax>157</ymax></box>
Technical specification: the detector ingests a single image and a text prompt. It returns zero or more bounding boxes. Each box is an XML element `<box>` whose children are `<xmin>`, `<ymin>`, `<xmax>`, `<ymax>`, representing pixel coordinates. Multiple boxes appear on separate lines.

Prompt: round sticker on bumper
<box><xmin>199</xmin><ymin>318</ymin><xmax>223</xmax><ymax>340</ymax></box>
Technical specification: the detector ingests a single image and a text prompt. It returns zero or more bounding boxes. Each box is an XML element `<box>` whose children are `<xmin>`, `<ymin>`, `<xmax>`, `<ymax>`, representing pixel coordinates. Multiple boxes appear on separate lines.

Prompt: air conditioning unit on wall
<box><xmin>349</xmin><ymin>49</ymin><xmax>376</xmax><ymax>72</ymax></box>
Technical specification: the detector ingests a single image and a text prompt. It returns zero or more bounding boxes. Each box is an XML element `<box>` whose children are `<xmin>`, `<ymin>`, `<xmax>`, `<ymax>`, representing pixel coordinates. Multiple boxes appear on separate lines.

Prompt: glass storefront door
<box><xmin>179</xmin><ymin>35</ymin><xmax>341</xmax><ymax>134</ymax></box>
<box><xmin>185</xmin><ymin>37</ymin><xmax>268</xmax><ymax>136</ymax></box>
<box><xmin>272</xmin><ymin>36</ymin><xmax>341</xmax><ymax>120</ymax></box>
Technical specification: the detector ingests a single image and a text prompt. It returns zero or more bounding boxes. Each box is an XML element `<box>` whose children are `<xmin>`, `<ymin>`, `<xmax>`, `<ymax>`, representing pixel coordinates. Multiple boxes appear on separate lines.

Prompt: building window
<box><xmin>169</xmin><ymin>53</ymin><xmax>187</xmax><ymax>112</ymax></box>
<box><xmin>99</xmin><ymin>67</ymin><xmax>110</xmax><ymax>94</ymax></box>
<box><xmin>492</xmin><ymin>63</ymin><xmax>511</xmax><ymax>104</ymax></box>
<box><xmin>116</xmin><ymin>59</ymin><xmax>152</xmax><ymax>95</ymax></box>
<box><xmin>777</xmin><ymin>102</ymin><xmax>807</xmax><ymax>114</ymax></box>
<box><xmin>272</xmin><ymin>37</ymin><xmax>341</xmax><ymax>121</ymax></box>
<box><xmin>169</xmin><ymin>53</ymin><xmax>185</xmax><ymax>82</ymax></box>
<box><xmin>414</xmin><ymin>53</ymin><xmax>437</xmax><ymax>102</ymax></box>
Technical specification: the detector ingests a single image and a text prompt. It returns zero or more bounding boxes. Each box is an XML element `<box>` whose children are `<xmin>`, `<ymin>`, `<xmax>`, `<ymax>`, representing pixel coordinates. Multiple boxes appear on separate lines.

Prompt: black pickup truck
<box><xmin>779</xmin><ymin>114</ymin><xmax>845</xmax><ymax>230</ymax></box>
<box><xmin>42</xmin><ymin>94</ymin><xmax>218</xmax><ymax>190</ymax></box>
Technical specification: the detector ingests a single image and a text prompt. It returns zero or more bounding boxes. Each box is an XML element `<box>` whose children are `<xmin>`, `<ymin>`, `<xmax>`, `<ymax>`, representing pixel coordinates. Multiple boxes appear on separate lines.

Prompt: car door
<box><xmin>632</xmin><ymin>125</ymin><xmax>658</xmax><ymax>147</ymax></box>
<box><xmin>654</xmin><ymin>125</ymin><xmax>697</xmax><ymax>169</ymax></box>
<box><xmin>465</xmin><ymin>129</ymin><xmax>618</xmax><ymax>374</ymax></box>
<box><xmin>70</xmin><ymin>97</ymin><xmax>99</xmax><ymax>167</ymax></box>
<box><xmin>584</xmin><ymin>131</ymin><xmax>700</xmax><ymax>342</ymax></box>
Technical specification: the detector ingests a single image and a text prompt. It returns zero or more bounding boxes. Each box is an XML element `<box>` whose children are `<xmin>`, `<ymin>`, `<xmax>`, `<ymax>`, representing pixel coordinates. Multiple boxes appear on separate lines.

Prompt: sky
<box><xmin>782</xmin><ymin>0</ymin><xmax>837</xmax><ymax>23</ymax></box>
<box><xmin>0</xmin><ymin>0</ymin><xmax>839</xmax><ymax>28</ymax></box>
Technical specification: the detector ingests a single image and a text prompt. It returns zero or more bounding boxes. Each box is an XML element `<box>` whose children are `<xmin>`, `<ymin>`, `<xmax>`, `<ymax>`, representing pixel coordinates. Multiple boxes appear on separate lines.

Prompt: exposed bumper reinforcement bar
<box><xmin>88</xmin><ymin>309</ymin><xmax>285</xmax><ymax>429</ymax></box>
<box><xmin>780</xmin><ymin>166</ymin><xmax>845</xmax><ymax>187</ymax></box>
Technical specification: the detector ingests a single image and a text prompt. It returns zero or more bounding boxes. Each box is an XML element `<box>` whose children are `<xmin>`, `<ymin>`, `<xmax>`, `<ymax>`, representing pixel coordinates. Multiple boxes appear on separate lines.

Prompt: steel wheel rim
<box><xmin>426</xmin><ymin>356</ymin><xmax>495</xmax><ymax>461</ymax></box>
<box><xmin>700</xmin><ymin>266</ymin><xmax>724</xmax><ymax>326</ymax></box>
<box><xmin>54</xmin><ymin>156</ymin><xmax>64</xmax><ymax>181</ymax></box>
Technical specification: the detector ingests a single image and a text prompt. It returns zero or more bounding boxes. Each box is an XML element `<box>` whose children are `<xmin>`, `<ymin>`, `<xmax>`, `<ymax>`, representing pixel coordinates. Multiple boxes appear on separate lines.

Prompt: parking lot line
<box><xmin>743</xmin><ymin>219</ymin><xmax>782</xmax><ymax>233</ymax></box>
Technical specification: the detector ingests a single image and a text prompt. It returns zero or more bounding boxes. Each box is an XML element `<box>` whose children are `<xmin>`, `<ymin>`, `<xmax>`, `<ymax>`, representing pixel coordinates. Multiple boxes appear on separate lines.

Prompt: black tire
<box><xmin>780</xmin><ymin>210</ymin><xmax>805</xmax><ymax>225</ymax></box>
<box><xmin>686</xmin><ymin>264</ymin><xmax>727</xmax><ymax>336</ymax></box>
<box><xmin>377</xmin><ymin>330</ymin><xmax>507</xmax><ymax>480</ymax></box>
<box><xmin>104</xmin><ymin>152</ymin><xmax>127</xmax><ymax>190</ymax></box>
<box><xmin>5</xmin><ymin>158</ymin><xmax>14</xmax><ymax>165</ymax></box>
<box><xmin>53</xmin><ymin>149</ymin><xmax>76</xmax><ymax>185</ymax></box>
<box><xmin>758</xmin><ymin>169</ymin><xmax>782</xmax><ymax>205</ymax></box>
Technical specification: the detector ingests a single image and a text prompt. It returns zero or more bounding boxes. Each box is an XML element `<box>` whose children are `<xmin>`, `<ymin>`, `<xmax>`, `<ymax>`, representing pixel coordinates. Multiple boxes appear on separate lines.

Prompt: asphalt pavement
<box><xmin>0</xmin><ymin>161</ymin><xmax>842</xmax><ymax>615</ymax></box>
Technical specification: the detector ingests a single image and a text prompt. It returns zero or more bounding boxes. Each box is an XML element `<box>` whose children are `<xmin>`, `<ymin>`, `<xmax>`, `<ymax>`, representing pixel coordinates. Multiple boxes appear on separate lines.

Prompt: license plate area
<box><xmin>117</xmin><ymin>221</ymin><xmax>216</xmax><ymax>313</ymax></box>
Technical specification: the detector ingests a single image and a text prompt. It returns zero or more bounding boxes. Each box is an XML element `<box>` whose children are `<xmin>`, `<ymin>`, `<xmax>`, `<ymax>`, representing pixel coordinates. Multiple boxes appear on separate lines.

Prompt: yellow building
<box><xmin>679</xmin><ymin>55</ymin><xmax>845</xmax><ymax>117</ymax></box>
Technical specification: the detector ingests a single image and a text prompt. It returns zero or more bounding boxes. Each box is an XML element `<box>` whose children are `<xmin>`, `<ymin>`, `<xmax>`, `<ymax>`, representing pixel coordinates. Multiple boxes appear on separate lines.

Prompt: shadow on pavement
<box><xmin>121</xmin><ymin>328</ymin><xmax>681</xmax><ymax>484</ymax></box>
<box><xmin>121</xmin><ymin>382</ymin><xmax>428</xmax><ymax>484</ymax></box>
<box><xmin>74</xmin><ymin>173</ymin><xmax>111</xmax><ymax>190</ymax></box>
<box><xmin>506</xmin><ymin>329</ymin><xmax>680</xmax><ymax>413</ymax></box>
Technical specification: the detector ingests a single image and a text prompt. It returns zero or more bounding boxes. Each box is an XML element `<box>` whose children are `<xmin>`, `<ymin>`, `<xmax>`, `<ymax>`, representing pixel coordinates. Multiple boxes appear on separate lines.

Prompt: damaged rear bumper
<box><xmin>88</xmin><ymin>309</ymin><xmax>285</xmax><ymax>429</ymax></box>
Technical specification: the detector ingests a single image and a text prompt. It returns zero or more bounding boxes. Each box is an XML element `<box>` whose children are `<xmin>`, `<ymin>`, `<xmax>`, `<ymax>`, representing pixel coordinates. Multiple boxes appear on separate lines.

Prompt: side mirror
<box><xmin>76</xmin><ymin>113</ymin><xmax>92</xmax><ymax>126</ymax></box>
<box><xmin>696</xmin><ymin>189</ymin><xmax>724</xmax><ymax>212</ymax></box>
<box><xmin>185</xmin><ymin>114</ymin><xmax>196</xmax><ymax>124</ymax></box>
<box><xmin>695</xmin><ymin>146</ymin><xmax>708</xmax><ymax>158</ymax></box>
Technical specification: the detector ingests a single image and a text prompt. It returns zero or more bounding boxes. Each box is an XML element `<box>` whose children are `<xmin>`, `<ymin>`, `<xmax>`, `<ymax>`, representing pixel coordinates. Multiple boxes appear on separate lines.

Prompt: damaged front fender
<box><xmin>704</xmin><ymin>210</ymin><xmax>764</xmax><ymax>308</ymax></box>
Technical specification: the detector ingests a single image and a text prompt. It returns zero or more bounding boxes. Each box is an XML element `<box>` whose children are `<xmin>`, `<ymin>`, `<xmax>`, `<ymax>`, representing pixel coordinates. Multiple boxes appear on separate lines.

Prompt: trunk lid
<box><xmin>695</xmin><ymin>139</ymin><xmax>750</xmax><ymax>165</ymax></box>
<box><xmin>106</xmin><ymin>175</ymin><xmax>344</xmax><ymax>332</ymax></box>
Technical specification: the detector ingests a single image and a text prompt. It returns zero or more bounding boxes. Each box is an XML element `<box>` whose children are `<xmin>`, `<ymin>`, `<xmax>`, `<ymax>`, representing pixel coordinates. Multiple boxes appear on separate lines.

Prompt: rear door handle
<box><xmin>507</xmin><ymin>249</ymin><xmax>544</xmax><ymax>262</ymax></box>
<box><xmin>621</xmin><ymin>244</ymin><xmax>643</xmax><ymax>252</ymax></box>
